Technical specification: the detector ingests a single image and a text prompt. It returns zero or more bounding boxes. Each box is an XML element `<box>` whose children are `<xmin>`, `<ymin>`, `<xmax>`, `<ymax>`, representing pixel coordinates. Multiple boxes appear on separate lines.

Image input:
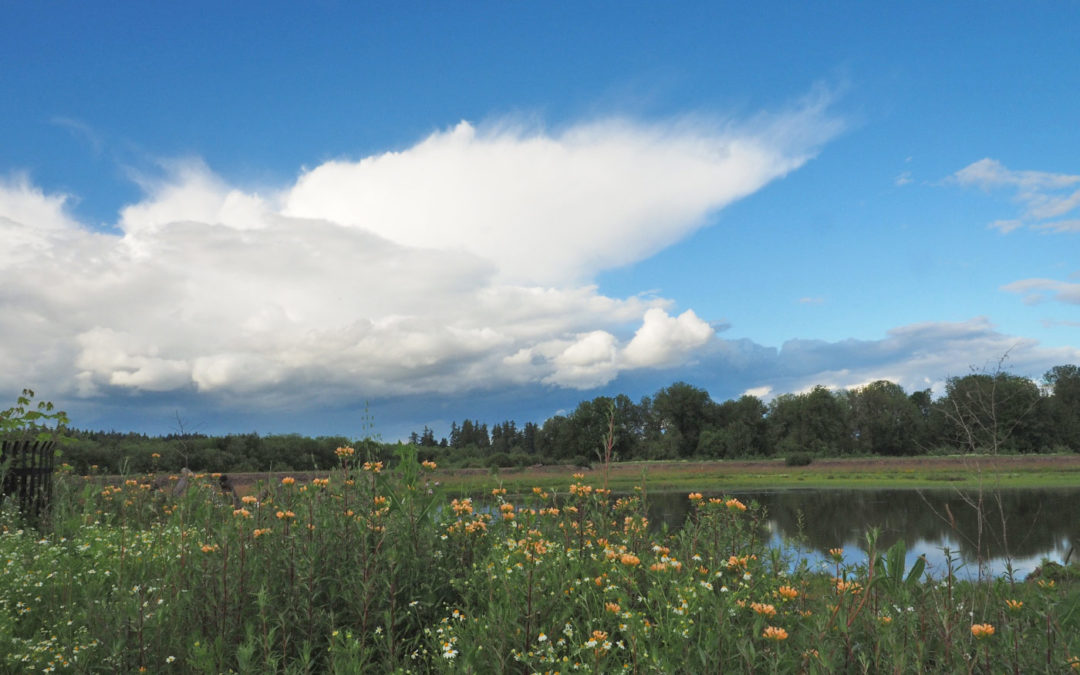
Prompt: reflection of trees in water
<box><xmin>646</xmin><ymin>489</ymin><xmax>1080</xmax><ymax>562</ymax></box>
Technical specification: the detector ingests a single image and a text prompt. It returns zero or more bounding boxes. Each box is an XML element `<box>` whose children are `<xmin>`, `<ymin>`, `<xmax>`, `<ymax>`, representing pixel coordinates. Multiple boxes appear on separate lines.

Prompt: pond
<box><xmin>644</xmin><ymin>487</ymin><xmax>1080</xmax><ymax>580</ymax></box>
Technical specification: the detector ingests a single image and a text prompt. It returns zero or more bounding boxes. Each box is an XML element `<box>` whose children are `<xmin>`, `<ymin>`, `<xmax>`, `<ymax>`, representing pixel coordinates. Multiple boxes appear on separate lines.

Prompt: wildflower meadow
<box><xmin>1</xmin><ymin>445</ymin><xmax>1078</xmax><ymax>673</ymax></box>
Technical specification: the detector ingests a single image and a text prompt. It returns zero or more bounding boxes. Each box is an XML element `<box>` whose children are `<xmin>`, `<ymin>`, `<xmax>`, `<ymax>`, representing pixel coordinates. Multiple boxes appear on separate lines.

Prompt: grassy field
<box><xmin>2</xmin><ymin>449</ymin><xmax>1078</xmax><ymax>672</ymax></box>
<box><xmin>423</xmin><ymin>454</ymin><xmax>1080</xmax><ymax>494</ymax></box>
<box><xmin>207</xmin><ymin>454</ymin><xmax>1080</xmax><ymax>499</ymax></box>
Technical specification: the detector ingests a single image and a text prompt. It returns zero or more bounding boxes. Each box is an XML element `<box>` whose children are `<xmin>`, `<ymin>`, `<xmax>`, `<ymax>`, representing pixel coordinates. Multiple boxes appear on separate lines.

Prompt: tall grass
<box><xmin>0</xmin><ymin>447</ymin><xmax>1078</xmax><ymax>673</ymax></box>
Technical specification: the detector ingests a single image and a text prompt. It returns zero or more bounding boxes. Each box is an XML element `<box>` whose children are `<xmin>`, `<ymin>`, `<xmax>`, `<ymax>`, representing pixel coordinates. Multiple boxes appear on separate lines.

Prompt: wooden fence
<box><xmin>1</xmin><ymin>439</ymin><xmax>56</xmax><ymax>519</ymax></box>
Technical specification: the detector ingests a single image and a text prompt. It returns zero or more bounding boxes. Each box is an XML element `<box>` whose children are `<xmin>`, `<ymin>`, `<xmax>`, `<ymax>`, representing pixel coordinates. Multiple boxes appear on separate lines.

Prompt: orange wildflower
<box><xmin>763</xmin><ymin>626</ymin><xmax>788</xmax><ymax>641</ymax></box>
<box><xmin>777</xmin><ymin>585</ymin><xmax>799</xmax><ymax>600</ymax></box>
<box><xmin>725</xmin><ymin>498</ymin><xmax>747</xmax><ymax>511</ymax></box>
<box><xmin>451</xmin><ymin>498</ymin><xmax>474</xmax><ymax>515</ymax></box>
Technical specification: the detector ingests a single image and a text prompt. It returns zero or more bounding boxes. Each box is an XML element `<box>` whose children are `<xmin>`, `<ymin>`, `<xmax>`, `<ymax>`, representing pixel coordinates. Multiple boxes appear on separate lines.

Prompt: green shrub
<box><xmin>486</xmin><ymin>452</ymin><xmax>513</xmax><ymax>468</ymax></box>
<box><xmin>568</xmin><ymin>454</ymin><xmax>592</xmax><ymax>468</ymax></box>
<box><xmin>785</xmin><ymin>452</ymin><xmax>813</xmax><ymax>466</ymax></box>
<box><xmin>508</xmin><ymin>451</ymin><xmax>532</xmax><ymax>467</ymax></box>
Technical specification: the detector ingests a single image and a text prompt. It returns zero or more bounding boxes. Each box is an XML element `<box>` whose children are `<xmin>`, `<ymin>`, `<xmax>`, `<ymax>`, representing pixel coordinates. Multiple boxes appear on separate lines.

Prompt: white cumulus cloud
<box><xmin>0</xmin><ymin>106</ymin><xmax>839</xmax><ymax>409</ymax></box>
<box><xmin>622</xmin><ymin>308</ymin><xmax>714</xmax><ymax>368</ymax></box>
<box><xmin>282</xmin><ymin>111</ymin><xmax>836</xmax><ymax>285</ymax></box>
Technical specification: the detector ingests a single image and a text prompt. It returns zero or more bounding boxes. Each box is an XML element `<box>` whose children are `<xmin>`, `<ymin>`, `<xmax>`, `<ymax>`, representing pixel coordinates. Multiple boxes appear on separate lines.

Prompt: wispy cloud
<box><xmin>1032</xmin><ymin>219</ymin><xmax>1080</xmax><ymax>234</ymax></box>
<box><xmin>1001</xmin><ymin>278</ymin><xmax>1080</xmax><ymax>305</ymax></box>
<box><xmin>49</xmin><ymin>116</ymin><xmax>105</xmax><ymax>155</ymax></box>
<box><xmin>954</xmin><ymin>159</ymin><xmax>1080</xmax><ymax>311</ymax></box>
<box><xmin>1041</xmin><ymin>318</ymin><xmax>1080</xmax><ymax>328</ymax></box>
<box><xmin>953</xmin><ymin>158</ymin><xmax>1080</xmax><ymax>233</ymax></box>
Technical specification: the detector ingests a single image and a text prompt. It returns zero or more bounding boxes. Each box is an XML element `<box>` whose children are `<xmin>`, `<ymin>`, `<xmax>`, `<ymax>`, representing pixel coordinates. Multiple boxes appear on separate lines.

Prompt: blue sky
<box><xmin>2</xmin><ymin>2</ymin><xmax>1078</xmax><ymax>440</ymax></box>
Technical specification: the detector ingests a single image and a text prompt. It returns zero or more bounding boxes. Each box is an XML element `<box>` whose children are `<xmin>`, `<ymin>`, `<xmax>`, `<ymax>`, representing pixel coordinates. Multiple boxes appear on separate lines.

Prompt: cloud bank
<box><xmin>1</xmin><ymin>108</ymin><xmax>838</xmax><ymax>409</ymax></box>
<box><xmin>691</xmin><ymin>316</ymin><xmax>1080</xmax><ymax>402</ymax></box>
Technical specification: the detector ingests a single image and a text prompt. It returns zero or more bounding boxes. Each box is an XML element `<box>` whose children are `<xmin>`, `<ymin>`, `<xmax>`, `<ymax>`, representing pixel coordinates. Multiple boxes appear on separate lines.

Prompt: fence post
<box><xmin>1</xmin><ymin>439</ymin><xmax>57</xmax><ymax>519</ymax></box>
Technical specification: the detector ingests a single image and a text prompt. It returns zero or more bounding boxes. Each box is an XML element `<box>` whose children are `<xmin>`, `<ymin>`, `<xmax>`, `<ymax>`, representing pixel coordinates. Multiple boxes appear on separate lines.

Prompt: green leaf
<box><xmin>886</xmin><ymin>538</ymin><xmax>906</xmax><ymax>589</ymax></box>
<box><xmin>905</xmin><ymin>554</ymin><xmax>926</xmax><ymax>586</ymax></box>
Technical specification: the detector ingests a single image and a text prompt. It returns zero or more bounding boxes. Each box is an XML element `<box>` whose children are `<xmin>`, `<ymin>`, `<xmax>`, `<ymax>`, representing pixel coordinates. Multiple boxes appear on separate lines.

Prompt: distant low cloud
<box><xmin>0</xmin><ymin>104</ymin><xmax>840</xmax><ymax>410</ymax></box>
<box><xmin>953</xmin><ymin>158</ymin><xmax>1080</xmax><ymax>232</ymax></box>
<box><xmin>701</xmin><ymin>317</ymin><xmax>1080</xmax><ymax>402</ymax></box>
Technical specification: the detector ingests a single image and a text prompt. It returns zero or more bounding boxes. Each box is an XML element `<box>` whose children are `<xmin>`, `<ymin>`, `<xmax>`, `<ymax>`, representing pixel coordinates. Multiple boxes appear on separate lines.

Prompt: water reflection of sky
<box><xmin>645</xmin><ymin>487</ymin><xmax>1080</xmax><ymax>582</ymax></box>
<box><xmin>765</xmin><ymin>526</ymin><xmax>1072</xmax><ymax>581</ymax></box>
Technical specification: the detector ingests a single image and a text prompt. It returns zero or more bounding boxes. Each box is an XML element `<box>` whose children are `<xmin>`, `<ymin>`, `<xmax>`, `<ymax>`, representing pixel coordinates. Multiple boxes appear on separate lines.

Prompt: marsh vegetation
<box><xmin>1</xmin><ymin>447</ymin><xmax>1079</xmax><ymax>673</ymax></box>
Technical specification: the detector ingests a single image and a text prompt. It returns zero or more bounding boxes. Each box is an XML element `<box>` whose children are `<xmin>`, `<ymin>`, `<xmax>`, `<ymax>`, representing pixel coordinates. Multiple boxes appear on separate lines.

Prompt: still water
<box><xmin>644</xmin><ymin>488</ymin><xmax>1080</xmax><ymax>580</ymax></box>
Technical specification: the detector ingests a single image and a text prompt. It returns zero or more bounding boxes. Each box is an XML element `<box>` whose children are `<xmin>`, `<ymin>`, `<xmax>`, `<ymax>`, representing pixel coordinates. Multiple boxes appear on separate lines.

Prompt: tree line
<box><xmin>49</xmin><ymin>363</ymin><xmax>1080</xmax><ymax>474</ymax></box>
<box><xmin>408</xmin><ymin>364</ymin><xmax>1080</xmax><ymax>467</ymax></box>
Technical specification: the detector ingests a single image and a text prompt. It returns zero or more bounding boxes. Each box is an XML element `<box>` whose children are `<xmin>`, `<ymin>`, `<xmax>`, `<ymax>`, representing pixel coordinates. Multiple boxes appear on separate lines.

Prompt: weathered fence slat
<box><xmin>1</xmin><ymin>439</ymin><xmax>57</xmax><ymax>518</ymax></box>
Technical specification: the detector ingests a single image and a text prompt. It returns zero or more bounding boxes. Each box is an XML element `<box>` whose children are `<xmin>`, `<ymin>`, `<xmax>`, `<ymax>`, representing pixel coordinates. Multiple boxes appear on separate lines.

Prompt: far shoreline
<box><xmin>130</xmin><ymin>453</ymin><xmax>1080</xmax><ymax>495</ymax></box>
